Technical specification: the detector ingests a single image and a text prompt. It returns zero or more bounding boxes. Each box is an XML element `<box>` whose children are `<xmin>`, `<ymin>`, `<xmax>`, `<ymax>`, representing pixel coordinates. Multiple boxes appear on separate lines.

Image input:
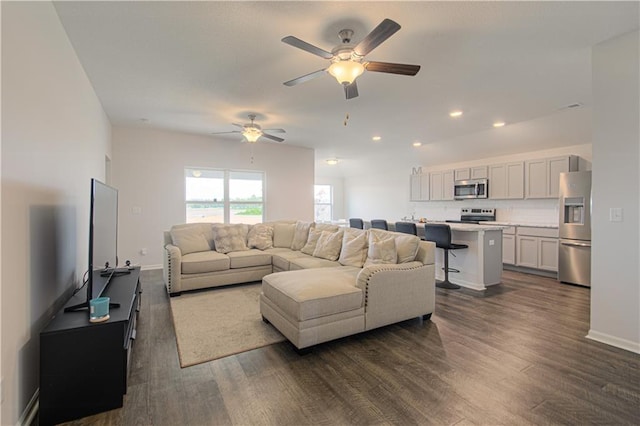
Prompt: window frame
<box><xmin>314</xmin><ymin>184</ymin><xmax>333</xmax><ymax>223</ymax></box>
<box><xmin>185</xmin><ymin>168</ymin><xmax>265</xmax><ymax>224</ymax></box>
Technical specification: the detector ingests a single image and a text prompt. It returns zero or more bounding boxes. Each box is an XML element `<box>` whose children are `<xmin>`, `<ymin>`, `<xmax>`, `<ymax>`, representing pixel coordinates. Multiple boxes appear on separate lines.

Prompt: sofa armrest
<box><xmin>163</xmin><ymin>243</ymin><xmax>182</xmax><ymax>295</ymax></box>
<box><xmin>357</xmin><ymin>261</ymin><xmax>436</xmax><ymax>330</ymax></box>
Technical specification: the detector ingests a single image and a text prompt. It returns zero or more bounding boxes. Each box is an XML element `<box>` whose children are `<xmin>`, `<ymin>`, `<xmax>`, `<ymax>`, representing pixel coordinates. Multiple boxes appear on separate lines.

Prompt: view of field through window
<box><xmin>185</xmin><ymin>169</ymin><xmax>264</xmax><ymax>224</ymax></box>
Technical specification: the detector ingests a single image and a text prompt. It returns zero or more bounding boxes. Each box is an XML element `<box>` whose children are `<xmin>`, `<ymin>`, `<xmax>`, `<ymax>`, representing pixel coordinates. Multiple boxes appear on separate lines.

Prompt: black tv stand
<box><xmin>40</xmin><ymin>267</ymin><xmax>141</xmax><ymax>425</ymax></box>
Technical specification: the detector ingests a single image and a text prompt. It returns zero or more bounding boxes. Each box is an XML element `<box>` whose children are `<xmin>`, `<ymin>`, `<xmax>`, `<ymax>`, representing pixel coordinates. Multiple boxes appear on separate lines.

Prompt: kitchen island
<box><xmin>416</xmin><ymin>222</ymin><xmax>508</xmax><ymax>291</ymax></box>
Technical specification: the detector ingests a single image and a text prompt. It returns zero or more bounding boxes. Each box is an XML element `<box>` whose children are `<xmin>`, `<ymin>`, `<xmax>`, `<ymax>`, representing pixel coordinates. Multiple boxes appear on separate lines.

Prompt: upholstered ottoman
<box><xmin>260</xmin><ymin>267</ymin><xmax>366</xmax><ymax>349</ymax></box>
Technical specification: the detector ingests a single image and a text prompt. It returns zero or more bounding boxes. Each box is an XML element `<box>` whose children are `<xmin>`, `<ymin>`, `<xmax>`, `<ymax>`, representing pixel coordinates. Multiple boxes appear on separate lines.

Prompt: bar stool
<box><xmin>349</xmin><ymin>218</ymin><xmax>364</xmax><ymax>229</ymax></box>
<box><xmin>424</xmin><ymin>223</ymin><xmax>468</xmax><ymax>289</ymax></box>
<box><xmin>394</xmin><ymin>221</ymin><xmax>417</xmax><ymax>235</ymax></box>
<box><xmin>370</xmin><ymin>219</ymin><xmax>389</xmax><ymax>230</ymax></box>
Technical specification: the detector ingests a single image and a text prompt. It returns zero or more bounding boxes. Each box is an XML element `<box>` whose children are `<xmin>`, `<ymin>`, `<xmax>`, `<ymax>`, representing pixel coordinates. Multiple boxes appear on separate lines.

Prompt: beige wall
<box><xmin>589</xmin><ymin>30</ymin><xmax>640</xmax><ymax>352</ymax></box>
<box><xmin>1</xmin><ymin>2</ymin><xmax>113</xmax><ymax>423</ymax></box>
<box><xmin>111</xmin><ymin>126</ymin><xmax>315</xmax><ymax>268</ymax></box>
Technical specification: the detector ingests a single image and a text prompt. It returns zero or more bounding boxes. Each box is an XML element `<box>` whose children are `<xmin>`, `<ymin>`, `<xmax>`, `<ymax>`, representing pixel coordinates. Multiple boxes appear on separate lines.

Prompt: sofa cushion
<box><xmin>181</xmin><ymin>251</ymin><xmax>230</xmax><ymax>274</ymax></box>
<box><xmin>269</xmin><ymin>250</ymin><xmax>309</xmax><ymax>271</ymax></box>
<box><xmin>313</xmin><ymin>229</ymin><xmax>344</xmax><ymax>261</ymax></box>
<box><xmin>262</xmin><ymin>267</ymin><xmax>363</xmax><ymax>321</ymax></box>
<box><xmin>289</xmin><ymin>256</ymin><xmax>341</xmax><ymax>270</ymax></box>
<box><xmin>370</xmin><ymin>229</ymin><xmax>420</xmax><ymax>263</ymax></box>
<box><xmin>247</xmin><ymin>224</ymin><xmax>274</xmax><ymax>250</ymax></box>
<box><xmin>212</xmin><ymin>224</ymin><xmax>249</xmax><ymax>254</ymax></box>
<box><xmin>273</xmin><ymin>222</ymin><xmax>296</xmax><ymax>248</ymax></box>
<box><xmin>364</xmin><ymin>232</ymin><xmax>397</xmax><ymax>267</ymax></box>
<box><xmin>339</xmin><ymin>228</ymin><xmax>368</xmax><ymax>268</ymax></box>
<box><xmin>290</xmin><ymin>221</ymin><xmax>314</xmax><ymax>250</ymax></box>
<box><xmin>227</xmin><ymin>249</ymin><xmax>272</xmax><ymax>269</ymax></box>
<box><xmin>170</xmin><ymin>227</ymin><xmax>211</xmax><ymax>255</ymax></box>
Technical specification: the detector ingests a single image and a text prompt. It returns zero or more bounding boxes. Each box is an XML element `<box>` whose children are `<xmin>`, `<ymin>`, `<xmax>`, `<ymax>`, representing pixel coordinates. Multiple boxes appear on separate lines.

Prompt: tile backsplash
<box><xmin>410</xmin><ymin>198</ymin><xmax>559</xmax><ymax>225</ymax></box>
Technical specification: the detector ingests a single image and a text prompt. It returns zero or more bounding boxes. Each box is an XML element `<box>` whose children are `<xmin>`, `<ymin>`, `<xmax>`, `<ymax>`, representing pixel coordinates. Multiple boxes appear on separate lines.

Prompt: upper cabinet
<box><xmin>429</xmin><ymin>170</ymin><xmax>454</xmax><ymax>201</ymax></box>
<box><xmin>455</xmin><ymin>166</ymin><xmax>488</xmax><ymax>181</ymax></box>
<box><xmin>489</xmin><ymin>162</ymin><xmax>524</xmax><ymax>199</ymax></box>
<box><xmin>525</xmin><ymin>155</ymin><xmax>579</xmax><ymax>199</ymax></box>
<box><xmin>410</xmin><ymin>173</ymin><xmax>430</xmax><ymax>201</ymax></box>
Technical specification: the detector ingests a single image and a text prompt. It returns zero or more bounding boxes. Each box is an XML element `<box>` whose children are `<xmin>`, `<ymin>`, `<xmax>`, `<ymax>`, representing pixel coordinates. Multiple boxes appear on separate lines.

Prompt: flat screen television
<box><xmin>65</xmin><ymin>179</ymin><xmax>125</xmax><ymax>313</ymax></box>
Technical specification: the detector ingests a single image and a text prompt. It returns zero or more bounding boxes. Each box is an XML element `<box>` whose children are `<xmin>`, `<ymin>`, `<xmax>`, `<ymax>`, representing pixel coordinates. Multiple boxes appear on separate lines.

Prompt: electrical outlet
<box><xmin>610</xmin><ymin>208</ymin><xmax>623</xmax><ymax>222</ymax></box>
<box><xmin>489</xmin><ymin>239</ymin><xmax>495</xmax><ymax>246</ymax></box>
<box><xmin>140</xmin><ymin>248</ymin><xmax>148</xmax><ymax>256</ymax></box>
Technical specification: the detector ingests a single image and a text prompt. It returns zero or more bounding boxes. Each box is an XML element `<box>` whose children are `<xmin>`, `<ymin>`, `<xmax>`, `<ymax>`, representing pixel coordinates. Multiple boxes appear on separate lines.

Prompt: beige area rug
<box><xmin>169</xmin><ymin>283</ymin><xmax>285</xmax><ymax>367</ymax></box>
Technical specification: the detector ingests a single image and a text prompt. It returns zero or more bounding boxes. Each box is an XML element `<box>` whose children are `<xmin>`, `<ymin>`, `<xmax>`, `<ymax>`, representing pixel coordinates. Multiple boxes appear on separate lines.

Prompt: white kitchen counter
<box><xmin>484</xmin><ymin>221</ymin><xmax>558</xmax><ymax>229</ymax></box>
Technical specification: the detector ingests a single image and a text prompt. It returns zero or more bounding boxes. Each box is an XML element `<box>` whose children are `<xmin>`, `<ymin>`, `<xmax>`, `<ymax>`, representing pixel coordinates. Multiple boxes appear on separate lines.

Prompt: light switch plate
<box><xmin>610</xmin><ymin>207</ymin><xmax>623</xmax><ymax>222</ymax></box>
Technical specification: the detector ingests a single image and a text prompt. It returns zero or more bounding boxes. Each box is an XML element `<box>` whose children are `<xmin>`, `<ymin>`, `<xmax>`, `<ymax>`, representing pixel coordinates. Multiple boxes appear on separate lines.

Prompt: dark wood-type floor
<box><xmin>56</xmin><ymin>269</ymin><xmax>639</xmax><ymax>425</ymax></box>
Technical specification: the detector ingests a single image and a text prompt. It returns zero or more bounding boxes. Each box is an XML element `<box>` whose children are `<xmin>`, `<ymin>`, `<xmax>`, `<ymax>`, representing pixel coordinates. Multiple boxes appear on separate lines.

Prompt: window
<box><xmin>185</xmin><ymin>168</ymin><xmax>264</xmax><ymax>224</ymax></box>
<box><xmin>314</xmin><ymin>184</ymin><xmax>332</xmax><ymax>222</ymax></box>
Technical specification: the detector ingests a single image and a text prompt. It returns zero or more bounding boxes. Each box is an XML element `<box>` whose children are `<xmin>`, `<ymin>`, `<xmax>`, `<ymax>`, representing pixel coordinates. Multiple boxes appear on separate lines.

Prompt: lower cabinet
<box><xmin>502</xmin><ymin>227</ymin><xmax>516</xmax><ymax>264</ymax></box>
<box><xmin>515</xmin><ymin>227</ymin><xmax>559</xmax><ymax>272</ymax></box>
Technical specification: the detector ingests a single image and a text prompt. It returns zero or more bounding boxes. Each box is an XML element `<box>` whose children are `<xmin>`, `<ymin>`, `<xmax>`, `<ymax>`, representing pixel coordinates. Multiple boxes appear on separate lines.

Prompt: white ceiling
<box><xmin>52</xmin><ymin>1</ymin><xmax>638</xmax><ymax>177</ymax></box>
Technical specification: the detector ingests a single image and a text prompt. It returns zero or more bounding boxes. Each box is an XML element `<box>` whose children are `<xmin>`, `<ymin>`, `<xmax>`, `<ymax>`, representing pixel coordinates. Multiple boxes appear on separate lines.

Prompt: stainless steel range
<box><xmin>446</xmin><ymin>208</ymin><xmax>496</xmax><ymax>224</ymax></box>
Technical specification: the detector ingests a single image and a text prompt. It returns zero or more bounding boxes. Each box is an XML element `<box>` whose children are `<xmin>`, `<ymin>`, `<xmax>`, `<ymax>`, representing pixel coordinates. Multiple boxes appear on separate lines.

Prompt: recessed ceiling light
<box><xmin>412</xmin><ymin>142</ymin><xmax>422</xmax><ymax>147</ymax></box>
<box><xmin>449</xmin><ymin>110</ymin><xmax>463</xmax><ymax>118</ymax></box>
<box><xmin>372</xmin><ymin>136</ymin><xmax>381</xmax><ymax>141</ymax></box>
<box><xmin>326</xmin><ymin>159</ymin><xmax>339</xmax><ymax>165</ymax></box>
<box><xmin>493</xmin><ymin>121</ymin><xmax>506</xmax><ymax>128</ymax></box>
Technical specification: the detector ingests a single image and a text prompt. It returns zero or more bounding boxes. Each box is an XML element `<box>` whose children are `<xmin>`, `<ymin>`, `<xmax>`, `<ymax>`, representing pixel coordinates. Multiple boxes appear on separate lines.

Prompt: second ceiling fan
<box><xmin>282</xmin><ymin>18</ymin><xmax>421</xmax><ymax>99</ymax></box>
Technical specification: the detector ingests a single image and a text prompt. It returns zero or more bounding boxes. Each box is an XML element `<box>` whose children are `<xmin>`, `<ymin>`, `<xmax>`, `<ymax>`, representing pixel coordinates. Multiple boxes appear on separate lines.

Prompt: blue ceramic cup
<box><xmin>89</xmin><ymin>297</ymin><xmax>110</xmax><ymax>322</ymax></box>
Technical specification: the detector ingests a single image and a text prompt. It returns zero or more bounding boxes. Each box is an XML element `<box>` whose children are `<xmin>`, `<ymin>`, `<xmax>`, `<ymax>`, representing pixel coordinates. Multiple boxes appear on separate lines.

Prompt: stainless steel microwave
<box><xmin>454</xmin><ymin>178</ymin><xmax>489</xmax><ymax>199</ymax></box>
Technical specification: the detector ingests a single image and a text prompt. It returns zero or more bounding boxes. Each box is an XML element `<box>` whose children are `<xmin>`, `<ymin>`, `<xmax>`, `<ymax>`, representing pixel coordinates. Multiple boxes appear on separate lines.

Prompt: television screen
<box><xmin>89</xmin><ymin>179</ymin><xmax>118</xmax><ymax>299</ymax></box>
<box><xmin>64</xmin><ymin>179</ymin><xmax>119</xmax><ymax>313</ymax></box>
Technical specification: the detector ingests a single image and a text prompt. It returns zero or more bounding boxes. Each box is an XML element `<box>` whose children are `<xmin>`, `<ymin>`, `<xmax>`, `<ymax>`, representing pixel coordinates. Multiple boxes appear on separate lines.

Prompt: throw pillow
<box><xmin>315</xmin><ymin>223</ymin><xmax>340</xmax><ymax>233</ymax></box>
<box><xmin>313</xmin><ymin>229</ymin><xmax>344</xmax><ymax>261</ymax></box>
<box><xmin>301</xmin><ymin>228</ymin><xmax>323</xmax><ymax>255</ymax></box>
<box><xmin>247</xmin><ymin>224</ymin><xmax>274</xmax><ymax>250</ymax></box>
<box><xmin>369</xmin><ymin>229</ymin><xmax>420</xmax><ymax>263</ymax></box>
<box><xmin>364</xmin><ymin>232</ymin><xmax>397</xmax><ymax>267</ymax></box>
<box><xmin>170</xmin><ymin>227</ymin><xmax>211</xmax><ymax>255</ymax></box>
<box><xmin>338</xmin><ymin>228</ymin><xmax>368</xmax><ymax>267</ymax></box>
<box><xmin>290</xmin><ymin>221</ymin><xmax>314</xmax><ymax>250</ymax></box>
<box><xmin>273</xmin><ymin>222</ymin><xmax>296</xmax><ymax>248</ymax></box>
<box><xmin>212</xmin><ymin>224</ymin><xmax>249</xmax><ymax>254</ymax></box>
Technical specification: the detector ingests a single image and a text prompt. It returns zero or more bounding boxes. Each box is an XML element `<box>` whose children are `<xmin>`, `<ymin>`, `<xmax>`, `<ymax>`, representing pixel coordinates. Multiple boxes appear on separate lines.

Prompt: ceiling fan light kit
<box><xmin>242</xmin><ymin>127</ymin><xmax>262</xmax><ymax>143</ymax></box>
<box><xmin>328</xmin><ymin>60</ymin><xmax>365</xmax><ymax>85</ymax></box>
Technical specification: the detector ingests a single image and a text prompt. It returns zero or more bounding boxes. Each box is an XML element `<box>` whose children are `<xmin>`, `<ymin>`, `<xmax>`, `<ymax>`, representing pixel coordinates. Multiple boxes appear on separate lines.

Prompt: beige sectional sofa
<box><xmin>163</xmin><ymin>220</ymin><xmax>436</xmax><ymax>350</ymax></box>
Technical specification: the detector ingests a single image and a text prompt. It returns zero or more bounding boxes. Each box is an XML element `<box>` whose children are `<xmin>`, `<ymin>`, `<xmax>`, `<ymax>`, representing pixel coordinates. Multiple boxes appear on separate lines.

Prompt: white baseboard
<box><xmin>141</xmin><ymin>264</ymin><xmax>162</xmax><ymax>271</ymax></box>
<box><xmin>586</xmin><ymin>330</ymin><xmax>640</xmax><ymax>354</ymax></box>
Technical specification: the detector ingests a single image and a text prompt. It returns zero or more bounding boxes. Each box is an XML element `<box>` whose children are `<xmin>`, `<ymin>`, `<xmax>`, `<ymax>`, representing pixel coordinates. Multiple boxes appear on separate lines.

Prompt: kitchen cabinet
<box><xmin>410</xmin><ymin>173</ymin><xmax>430</xmax><ymax>201</ymax></box>
<box><xmin>525</xmin><ymin>155</ymin><xmax>579</xmax><ymax>199</ymax></box>
<box><xmin>455</xmin><ymin>166</ymin><xmax>488</xmax><ymax>181</ymax></box>
<box><xmin>489</xmin><ymin>162</ymin><xmax>524</xmax><ymax>199</ymax></box>
<box><xmin>429</xmin><ymin>170</ymin><xmax>454</xmax><ymax>201</ymax></box>
<box><xmin>502</xmin><ymin>226</ymin><xmax>516</xmax><ymax>264</ymax></box>
<box><xmin>515</xmin><ymin>226</ymin><xmax>559</xmax><ymax>272</ymax></box>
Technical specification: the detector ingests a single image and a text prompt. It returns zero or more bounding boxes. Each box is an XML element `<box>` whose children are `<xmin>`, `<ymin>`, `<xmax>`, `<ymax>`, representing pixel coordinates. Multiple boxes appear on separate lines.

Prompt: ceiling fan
<box><xmin>211</xmin><ymin>114</ymin><xmax>286</xmax><ymax>143</ymax></box>
<box><xmin>282</xmin><ymin>18</ymin><xmax>421</xmax><ymax>99</ymax></box>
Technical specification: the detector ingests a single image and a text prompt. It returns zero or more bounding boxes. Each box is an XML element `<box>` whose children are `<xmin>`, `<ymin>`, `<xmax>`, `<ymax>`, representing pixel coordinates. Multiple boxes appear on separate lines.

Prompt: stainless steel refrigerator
<box><xmin>558</xmin><ymin>171</ymin><xmax>592</xmax><ymax>287</ymax></box>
